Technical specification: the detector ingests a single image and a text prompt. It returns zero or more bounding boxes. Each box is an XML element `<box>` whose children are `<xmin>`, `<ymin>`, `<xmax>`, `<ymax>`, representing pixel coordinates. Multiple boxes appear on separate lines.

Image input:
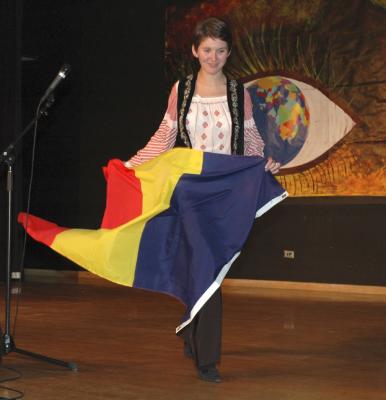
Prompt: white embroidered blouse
<box><xmin>127</xmin><ymin>82</ymin><xmax>265</xmax><ymax>166</ymax></box>
<box><xmin>187</xmin><ymin>95</ymin><xmax>232</xmax><ymax>154</ymax></box>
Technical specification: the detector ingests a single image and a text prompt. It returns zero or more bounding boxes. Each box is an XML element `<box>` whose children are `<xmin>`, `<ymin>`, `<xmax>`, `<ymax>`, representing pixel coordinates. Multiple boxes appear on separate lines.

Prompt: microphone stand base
<box><xmin>1</xmin><ymin>334</ymin><xmax>77</xmax><ymax>371</ymax></box>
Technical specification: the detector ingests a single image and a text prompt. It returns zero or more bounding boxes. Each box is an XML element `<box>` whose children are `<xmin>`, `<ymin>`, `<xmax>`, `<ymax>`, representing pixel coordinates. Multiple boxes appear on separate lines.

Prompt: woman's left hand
<box><xmin>265</xmin><ymin>157</ymin><xmax>281</xmax><ymax>174</ymax></box>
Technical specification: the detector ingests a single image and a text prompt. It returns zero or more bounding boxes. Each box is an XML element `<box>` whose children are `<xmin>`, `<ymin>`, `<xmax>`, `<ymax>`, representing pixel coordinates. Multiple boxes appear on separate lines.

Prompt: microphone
<box><xmin>40</xmin><ymin>64</ymin><xmax>71</xmax><ymax>103</ymax></box>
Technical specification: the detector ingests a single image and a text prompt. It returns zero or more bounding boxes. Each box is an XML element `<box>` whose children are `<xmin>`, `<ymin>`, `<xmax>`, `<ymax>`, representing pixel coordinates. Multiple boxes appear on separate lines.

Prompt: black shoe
<box><xmin>197</xmin><ymin>366</ymin><xmax>221</xmax><ymax>383</ymax></box>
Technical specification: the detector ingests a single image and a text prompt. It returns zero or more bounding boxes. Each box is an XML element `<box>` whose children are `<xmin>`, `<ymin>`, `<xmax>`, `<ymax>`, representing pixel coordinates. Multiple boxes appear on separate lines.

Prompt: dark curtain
<box><xmin>21</xmin><ymin>1</ymin><xmax>166</xmax><ymax>270</ymax></box>
<box><xmin>0</xmin><ymin>0</ymin><xmax>23</xmax><ymax>279</ymax></box>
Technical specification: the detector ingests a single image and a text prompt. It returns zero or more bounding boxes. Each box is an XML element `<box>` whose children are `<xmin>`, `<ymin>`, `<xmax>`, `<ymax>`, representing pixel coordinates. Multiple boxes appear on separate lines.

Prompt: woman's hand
<box><xmin>265</xmin><ymin>157</ymin><xmax>281</xmax><ymax>174</ymax></box>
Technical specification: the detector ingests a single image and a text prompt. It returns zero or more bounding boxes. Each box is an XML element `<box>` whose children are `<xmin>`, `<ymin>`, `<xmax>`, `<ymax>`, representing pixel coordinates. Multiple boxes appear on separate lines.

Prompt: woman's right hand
<box><xmin>264</xmin><ymin>157</ymin><xmax>281</xmax><ymax>174</ymax></box>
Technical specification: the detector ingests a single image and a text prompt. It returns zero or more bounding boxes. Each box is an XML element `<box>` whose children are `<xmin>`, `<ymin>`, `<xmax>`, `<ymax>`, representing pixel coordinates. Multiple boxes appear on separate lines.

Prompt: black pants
<box><xmin>178</xmin><ymin>288</ymin><xmax>222</xmax><ymax>368</ymax></box>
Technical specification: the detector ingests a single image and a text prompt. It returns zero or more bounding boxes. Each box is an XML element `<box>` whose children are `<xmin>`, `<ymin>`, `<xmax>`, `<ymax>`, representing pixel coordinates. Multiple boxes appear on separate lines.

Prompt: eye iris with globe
<box><xmin>247</xmin><ymin>76</ymin><xmax>310</xmax><ymax>166</ymax></box>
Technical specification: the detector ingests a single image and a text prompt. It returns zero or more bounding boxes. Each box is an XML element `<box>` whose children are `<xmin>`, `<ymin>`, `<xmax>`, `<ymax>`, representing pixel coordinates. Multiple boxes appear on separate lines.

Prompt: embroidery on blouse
<box><xmin>229</xmin><ymin>79</ymin><xmax>240</xmax><ymax>153</ymax></box>
<box><xmin>178</xmin><ymin>74</ymin><xmax>193</xmax><ymax>147</ymax></box>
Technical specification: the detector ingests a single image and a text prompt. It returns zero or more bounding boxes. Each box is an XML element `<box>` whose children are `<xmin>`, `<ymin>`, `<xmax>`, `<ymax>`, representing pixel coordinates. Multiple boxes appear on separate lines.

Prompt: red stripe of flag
<box><xmin>101</xmin><ymin>159</ymin><xmax>142</xmax><ymax>229</ymax></box>
<box><xmin>18</xmin><ymin>213</ymin><xmax>68</xmax><ymax>247</ymax></box>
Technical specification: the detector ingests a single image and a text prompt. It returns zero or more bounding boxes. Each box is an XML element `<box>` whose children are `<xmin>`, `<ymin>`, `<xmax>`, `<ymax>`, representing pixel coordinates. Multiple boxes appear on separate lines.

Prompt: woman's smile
<box><xmin>192</xmin><ymin>37</ymin><xmax>230</xmax><ymax>75</ymax></box>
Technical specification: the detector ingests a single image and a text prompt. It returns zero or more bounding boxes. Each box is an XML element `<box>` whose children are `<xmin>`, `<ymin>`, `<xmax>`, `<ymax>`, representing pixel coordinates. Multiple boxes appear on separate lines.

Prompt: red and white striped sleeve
<box><xmin>243</xmin><ymin>88</ymin><xmax>265</xmax><ymax>158</ymax></box>
<box><xmin>126</xmin><ymin>82</ymin><xmax>178</xmax><ymax>167</ymax></box>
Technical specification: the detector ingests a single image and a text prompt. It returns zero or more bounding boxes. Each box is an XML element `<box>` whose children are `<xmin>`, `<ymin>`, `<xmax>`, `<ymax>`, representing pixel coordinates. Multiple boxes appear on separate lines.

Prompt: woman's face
<box><xmin>192</xmin><ymin>37</ymin><xmax>230</xmax><ymax>75</ymax></box>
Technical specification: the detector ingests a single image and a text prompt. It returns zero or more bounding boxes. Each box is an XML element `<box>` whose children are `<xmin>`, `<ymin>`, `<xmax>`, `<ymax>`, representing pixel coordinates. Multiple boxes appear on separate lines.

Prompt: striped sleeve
<box><xmin>243</xmin><ymin>88</ymin><xmax>265</xmax><ymax>157</ymax></box>
<box><xmin>127</xmin><ymin>83</ymin><xmax>178</xmax><ymax>167</ymax></box>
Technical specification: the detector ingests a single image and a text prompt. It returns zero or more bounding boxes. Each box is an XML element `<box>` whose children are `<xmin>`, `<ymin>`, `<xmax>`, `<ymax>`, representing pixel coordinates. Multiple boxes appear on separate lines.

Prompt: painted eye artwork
<box><xmin>244</xmin><ymin>75</ymin><xmax>355</xmax><ymax>169</ymax></box>
<box><xmin>165</xmin><ymin>0</ymin><xmax>386</xmax><ymax>196</ymax></box>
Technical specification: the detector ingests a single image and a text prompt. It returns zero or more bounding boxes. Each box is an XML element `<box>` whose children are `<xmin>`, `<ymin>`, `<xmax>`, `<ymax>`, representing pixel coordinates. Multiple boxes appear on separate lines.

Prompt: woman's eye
<box><xmin>245</xmin><ymin>76</ymin><xmax>355</xmax><ymax>171</ymax></box>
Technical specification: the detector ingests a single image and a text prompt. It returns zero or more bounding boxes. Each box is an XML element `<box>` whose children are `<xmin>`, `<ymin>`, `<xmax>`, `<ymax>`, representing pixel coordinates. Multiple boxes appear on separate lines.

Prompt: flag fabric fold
<box><xmin>19</xmin><ymin>148</ymin><xmax>288</xmax><ymax>331</ymax></box>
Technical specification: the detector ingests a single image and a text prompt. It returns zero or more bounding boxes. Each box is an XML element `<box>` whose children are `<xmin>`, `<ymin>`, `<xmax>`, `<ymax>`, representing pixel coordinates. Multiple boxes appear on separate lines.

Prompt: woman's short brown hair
<box><xmin>192</xmin><ymin>17</ymin><xmax>232</xmax><ymax>51</ymax></box>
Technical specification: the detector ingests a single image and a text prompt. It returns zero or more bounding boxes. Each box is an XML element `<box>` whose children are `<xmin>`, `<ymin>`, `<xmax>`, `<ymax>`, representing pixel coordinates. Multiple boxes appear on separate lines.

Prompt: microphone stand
<box><xmin>0</xmin><ymin>94</ymin><xmax>77</xmax><ymax>371</ymax></box>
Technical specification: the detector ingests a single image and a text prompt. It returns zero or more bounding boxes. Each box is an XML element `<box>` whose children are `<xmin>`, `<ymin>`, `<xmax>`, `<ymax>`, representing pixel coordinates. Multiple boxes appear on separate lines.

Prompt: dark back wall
<box><xmin>0</xmin><ymin>0</ymin><xmax>22</xmax><ymax>279</ymax></box>
<box><xmin>4</xmin><ymin>1</ymin><xmax>385</xmax><ymax>285</ymax></box>
<box><xmin>21</xmin><ymin>1</ymin><xmax>166</xmax><ymax>269</ymax></box>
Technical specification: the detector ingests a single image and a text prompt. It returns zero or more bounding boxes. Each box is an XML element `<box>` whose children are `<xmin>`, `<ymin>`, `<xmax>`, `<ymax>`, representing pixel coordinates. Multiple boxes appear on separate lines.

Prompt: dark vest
<box><xmin>176</xmin><ymin>74</ymin><xmax>244</xmax><ymax>155</ymax></box>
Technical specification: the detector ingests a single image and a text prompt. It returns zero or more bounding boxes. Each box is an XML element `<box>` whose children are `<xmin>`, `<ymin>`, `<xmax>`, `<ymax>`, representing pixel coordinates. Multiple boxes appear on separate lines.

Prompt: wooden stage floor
<box><xmin>1</xmin><ymin>277</ymin><xmax>386</xmax><ymax>399</ymax></box>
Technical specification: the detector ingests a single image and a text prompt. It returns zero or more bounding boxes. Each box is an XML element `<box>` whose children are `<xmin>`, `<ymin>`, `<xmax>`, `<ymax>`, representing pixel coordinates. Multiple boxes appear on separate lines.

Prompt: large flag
<box><xmin>19</xmin><ymin>148</ymin><xmax>288</xmax><ymax>331</ymax></box>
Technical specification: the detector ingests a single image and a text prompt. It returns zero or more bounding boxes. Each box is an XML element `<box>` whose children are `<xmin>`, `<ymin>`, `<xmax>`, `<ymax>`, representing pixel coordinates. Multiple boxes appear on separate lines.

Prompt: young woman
<box><xmin>125</xmin><ymin>17</ymin><xmax>280</xmax><ymax>383</ymax></box>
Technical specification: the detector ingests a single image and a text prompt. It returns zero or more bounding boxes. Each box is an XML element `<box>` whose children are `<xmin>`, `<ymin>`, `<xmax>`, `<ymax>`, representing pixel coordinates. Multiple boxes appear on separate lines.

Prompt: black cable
<box><xmin>0</xmin><ymin>366</ymin><xmax>22</xmax><ymax>383</ymax></box>
<box><xmin>0</xmin><ymin>386</ymin><xmax>24</xmax><ymax>400</ymax></box>
<box><xmin>0</xmin><ymin>100</ymin><xmax>43</xmax><ymax>400</ymax></box>
<box><xmin>11</xmin><ymin>97</ymin><xmax>44</xmax><ymax>337</ymax></box>
<box><xmin>0</xmin><ymin>365</ymin><xmax>24</xmax><ymax>399</ymax></box>
<box><xmin>0</xmin><ymin>101</ymin><xmax>42</xmax><ymax>400</ymax></box>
